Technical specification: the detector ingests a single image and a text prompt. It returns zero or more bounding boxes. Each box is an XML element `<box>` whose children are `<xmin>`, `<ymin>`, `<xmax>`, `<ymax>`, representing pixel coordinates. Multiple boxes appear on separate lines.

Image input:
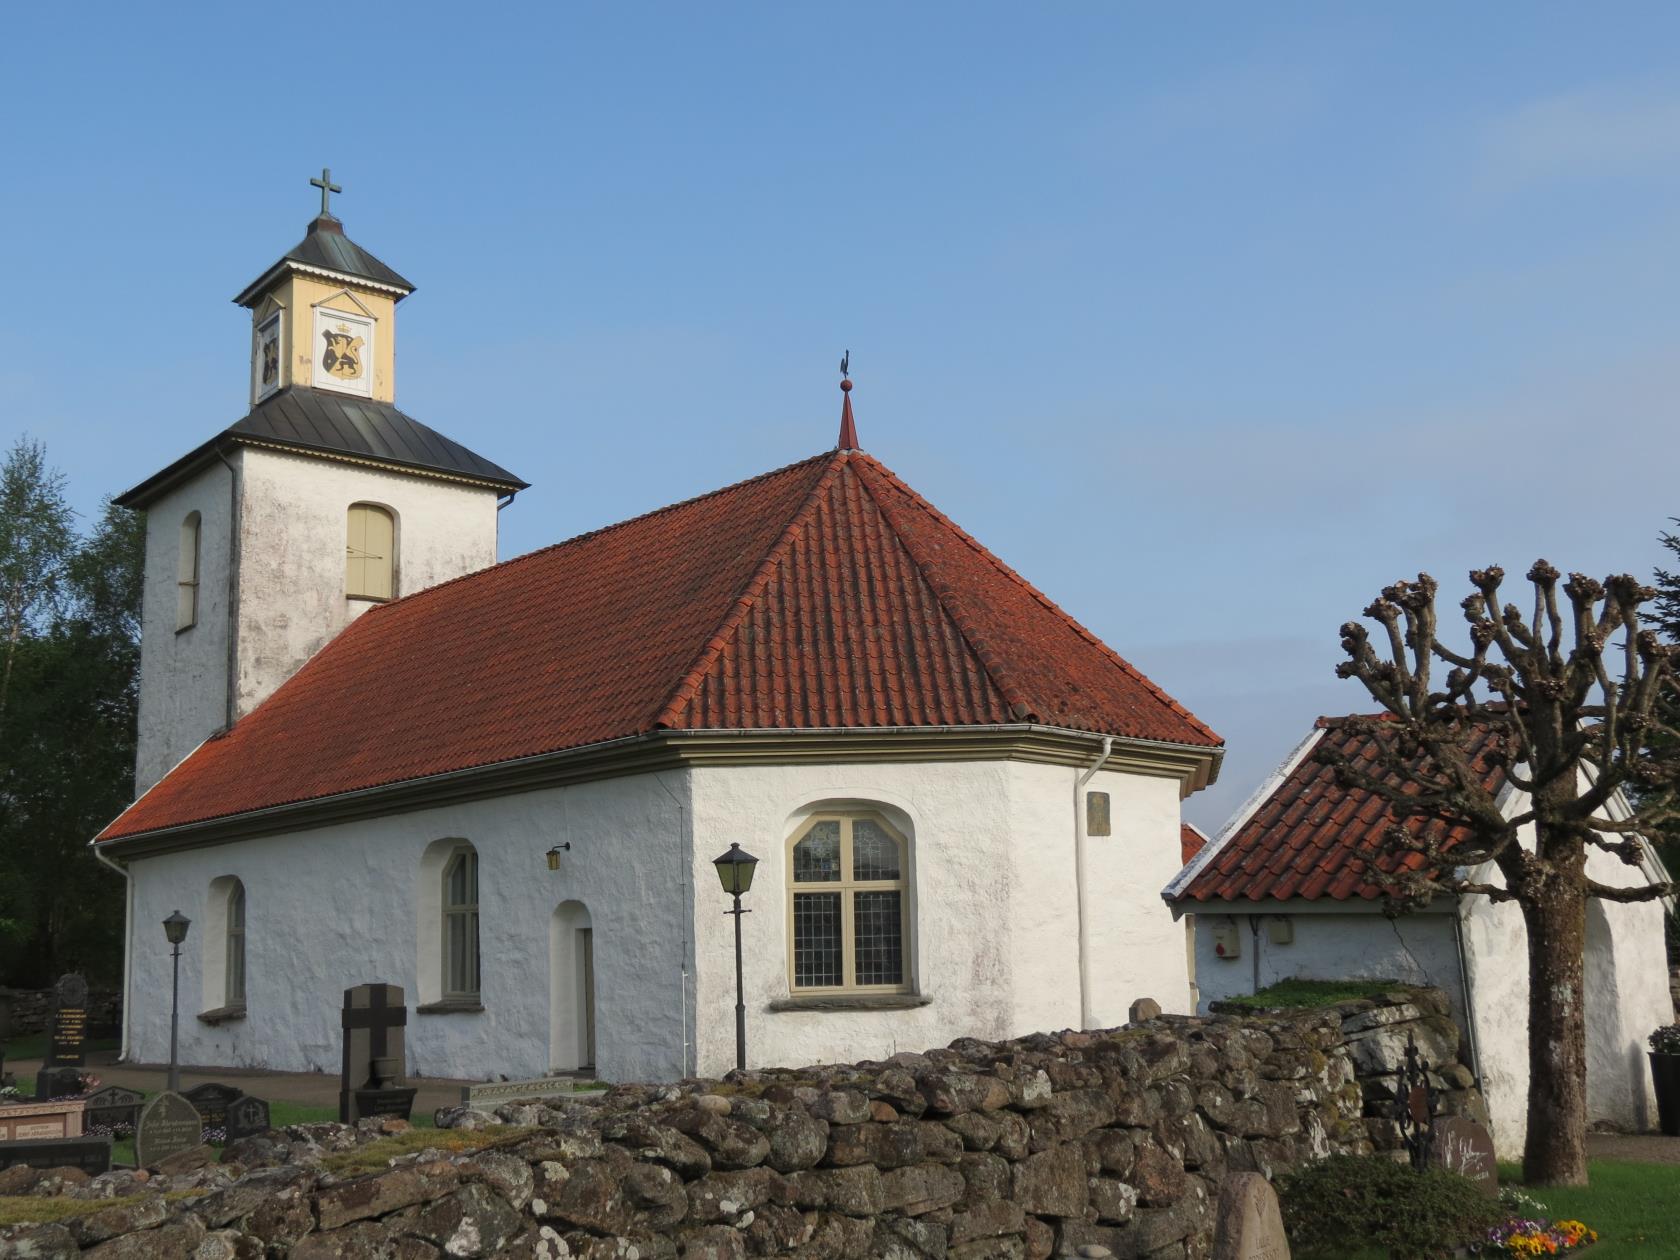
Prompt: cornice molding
<box><xmin>95</xmin><ymin>724</ymin><xmax>1221</xmax><ymax>859</ymax></box>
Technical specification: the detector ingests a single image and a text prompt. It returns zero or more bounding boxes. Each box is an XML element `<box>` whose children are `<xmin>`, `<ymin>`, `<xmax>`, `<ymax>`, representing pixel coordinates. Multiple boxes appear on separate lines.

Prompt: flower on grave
<box><xmin>1481</xmin><ymin>1214</ymin><xmax>1599</xmax><ymax>1256</ymax></box>
<box><xmin>78</xmin><ymin>1072</ymin><xmax>101</xmax><ymax>1092</ymax></box>
<box><xmin>0</xmin><ymin>1085</ymin><xmax>22</xmax><ymax>1101</ymax></box>
<box><xmin>1650</xmin><ymin>1023</ymin><xmax>1680</xmax><ymax>1055</ymax></box>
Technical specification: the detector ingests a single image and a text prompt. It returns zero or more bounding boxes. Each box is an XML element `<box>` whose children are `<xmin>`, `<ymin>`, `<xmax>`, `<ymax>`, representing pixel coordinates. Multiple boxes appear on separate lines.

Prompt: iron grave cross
<box><xmin>311</xmin><ymin>167</ymin><xmax>343</xmax><ymax>216</ymax></box>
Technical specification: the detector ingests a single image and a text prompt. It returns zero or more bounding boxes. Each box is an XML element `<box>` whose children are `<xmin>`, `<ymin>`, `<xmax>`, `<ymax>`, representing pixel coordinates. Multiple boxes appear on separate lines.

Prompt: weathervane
<box><xmin>840</xmin><ymin>350</ymin><xmax>850</xmax><ymax>382</ymax></box>
<box><xmin>310</xmin><ymin>167</ymin><xmax>343</xmax><ymax>217</ymax></box>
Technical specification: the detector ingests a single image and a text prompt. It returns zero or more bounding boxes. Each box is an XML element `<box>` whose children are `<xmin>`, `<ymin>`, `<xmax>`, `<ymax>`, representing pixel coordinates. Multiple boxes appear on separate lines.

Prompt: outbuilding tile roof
<box><xmin>1180</xmin><ymin>822</ymin><xmax>1209</xmax><ymax>867</ymax></box>
<box><xmin>114</xmin><ymin>387</ymin><xmax>527</xmax><ymax>507</ymax></box>
<box><xmin>1171</xmin><ymin>716</ymin><xmax>1504</xmax><ymax>903</ymax></box>
<box><xmin>100</xmin><ymin>448</ymin><xmax>1219</xmax><ymax>842</ymax></box>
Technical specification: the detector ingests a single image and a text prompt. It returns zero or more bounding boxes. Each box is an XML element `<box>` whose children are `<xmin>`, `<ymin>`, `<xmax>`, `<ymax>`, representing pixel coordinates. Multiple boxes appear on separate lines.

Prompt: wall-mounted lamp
<box><xmin>546</xmin><ymin>843</ymin><xmax>571</xmax><ymax>871</ymax></box>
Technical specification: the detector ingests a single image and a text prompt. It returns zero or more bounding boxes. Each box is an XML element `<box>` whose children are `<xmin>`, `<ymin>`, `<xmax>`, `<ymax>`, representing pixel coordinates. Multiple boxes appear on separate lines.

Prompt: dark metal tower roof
<box><xmin>116</xmin><ymin>387</ymin><xmax>528</xmax><ymax>507</ymax></box>
<box><xmin>233</xmin><ymin>215</ymin><xmax>415</xmax><ymax>307</ymax></box>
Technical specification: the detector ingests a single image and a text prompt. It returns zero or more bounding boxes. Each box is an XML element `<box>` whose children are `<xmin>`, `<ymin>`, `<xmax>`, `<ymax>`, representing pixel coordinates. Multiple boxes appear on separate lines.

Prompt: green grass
<box><xmin>0</xmin><ymin>1190</ymin><xmax>203</xmax><ymax>1227</ymax></box>
<box><xmin>317</xmin><ymin>1125</ymin><xmax>524</xmax><ymax>1176</ymax></box>
<box><xmin>1219</xmin><ymin>978</ymin><xmax>1407</xmax><ymax>1010</ymax></box>
<box><xmin>1496</xmin><ymin>1160</ymin><xmax>1680</xmax><ymax>1257</ymax></box>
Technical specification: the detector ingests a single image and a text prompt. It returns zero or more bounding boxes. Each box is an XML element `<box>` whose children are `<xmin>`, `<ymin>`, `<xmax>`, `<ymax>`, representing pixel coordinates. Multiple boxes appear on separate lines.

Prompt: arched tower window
<box><xmin>177</xmin><ymin>512</ymin><xmax>201</xmax><ymax>630</ymax></box>
<box><xmin>787</xmin><ymin>812</ymin><xmax>911</xmax><ymax>993</ymax></box>
<box><xmin>345</xmin><ymin>503</ymin><xmax>395</xmax><ymax>601</ymax></box>
<box><xmin>442</xmin><ymin>845</ymin><xmax>480</xmax><ymax>1000</ymax></box>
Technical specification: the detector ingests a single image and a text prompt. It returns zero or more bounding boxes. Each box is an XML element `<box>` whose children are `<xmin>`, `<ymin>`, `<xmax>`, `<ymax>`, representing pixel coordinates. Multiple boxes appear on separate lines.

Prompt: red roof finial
<box><xmin>837</xmin><ymin>350</ymin><xmax>859</xmax><ymax>451</ymax></box>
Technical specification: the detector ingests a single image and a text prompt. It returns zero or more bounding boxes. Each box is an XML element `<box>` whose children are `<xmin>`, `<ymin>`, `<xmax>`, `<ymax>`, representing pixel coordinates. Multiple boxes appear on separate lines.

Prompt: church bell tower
<box><xmin>120</xmin><ymin>172</ymin><xmax>527</xmax><ymax>795</ymax></box>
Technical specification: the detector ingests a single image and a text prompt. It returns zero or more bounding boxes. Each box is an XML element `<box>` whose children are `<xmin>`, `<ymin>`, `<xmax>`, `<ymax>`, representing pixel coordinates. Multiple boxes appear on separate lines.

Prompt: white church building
<box><xmin>93</xmin><ymin>189</ymin><xmax>1225</xmax><ymax>1084</ymax></box>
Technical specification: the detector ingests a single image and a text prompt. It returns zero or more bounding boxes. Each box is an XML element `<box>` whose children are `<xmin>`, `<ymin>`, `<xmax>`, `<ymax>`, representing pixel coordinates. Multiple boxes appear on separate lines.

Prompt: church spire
<box><xmin>837</xmin><ymin>351</ymin><xmax>859</xmax><ymax>451</ymax></box>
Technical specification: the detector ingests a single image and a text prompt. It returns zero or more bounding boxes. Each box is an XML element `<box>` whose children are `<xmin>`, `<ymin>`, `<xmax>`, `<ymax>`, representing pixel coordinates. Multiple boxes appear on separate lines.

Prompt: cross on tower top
<box><xmin>310</xmin><ymin>167</ymin><xmax>342</xmax><ymax>217</ymax></box>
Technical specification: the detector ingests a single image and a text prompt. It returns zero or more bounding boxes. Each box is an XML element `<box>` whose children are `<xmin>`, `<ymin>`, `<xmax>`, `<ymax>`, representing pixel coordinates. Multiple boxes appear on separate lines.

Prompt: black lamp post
<box><xmin>711</xmin><ymin>843</ymin><xmax>759</xmax><ymax>1071</ymax></box>
<box><xmin>162</xmin><ymin>910</ymin><xmax>190</xmax><ymax>1093</ymax></box>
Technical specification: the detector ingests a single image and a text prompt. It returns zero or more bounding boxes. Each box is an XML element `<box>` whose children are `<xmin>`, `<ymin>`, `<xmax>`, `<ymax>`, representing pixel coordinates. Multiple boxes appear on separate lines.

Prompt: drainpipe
<box><xmin>213</xmin><ymin>449</ymin><xmax>242</xmax><ymax>730</ymax></box>
<box><xmin>1451</xmin><ymin>897</ymin><xmax>1485</xmax><ymax>1088</ymax></box>
<box><xmin>1075</xmin><ymin>735</ymin><xmax>1113</xmax><ymax>1030</ymax></box>
<box><xmin>91</xmin><ymin>846</ymin><xmax>133</xmax><ymax>1062</ymax></box>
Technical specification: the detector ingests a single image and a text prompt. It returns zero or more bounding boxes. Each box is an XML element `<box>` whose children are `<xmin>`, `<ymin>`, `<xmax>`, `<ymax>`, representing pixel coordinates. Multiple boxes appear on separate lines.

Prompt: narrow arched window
<box><xmin>346</xmin><ymin>503</ymin><xmax>395</xmax><ymax>601</ymax></box>
<box><xmin>443</xmin><ymin>846</ymin><xmax>480</xmax><ymax>999</ymax></box>
<box><xmin>788</xmin><ymin>813</ymin><xmax>910</xmax><ymax>993</ymax></box>
<box><xmin>177</xmin><ymin>512</ymin><xmax>201</xmax><ymax>630</ymax></box>
<box><xmin>225</xmin><ymin>880</ymin><xmax>246</xmax><ymax>1006</ymax></box>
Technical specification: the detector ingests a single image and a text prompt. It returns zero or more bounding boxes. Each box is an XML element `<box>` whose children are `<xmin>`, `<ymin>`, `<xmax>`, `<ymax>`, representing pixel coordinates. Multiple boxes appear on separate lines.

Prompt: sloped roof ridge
<box><xmin>851</xmin><ymin>454</ymin><xmax>1221</xmax><ymax>745</ymax></box>
<box><xmin>651</xmin><ymin>452</ymin><xmax>848</xmax><ymax>728</ymax></box>
<box><xmin>356</xmin><ymin>449</ymin><xmax>838</xmax><ymax>621</ymax></box>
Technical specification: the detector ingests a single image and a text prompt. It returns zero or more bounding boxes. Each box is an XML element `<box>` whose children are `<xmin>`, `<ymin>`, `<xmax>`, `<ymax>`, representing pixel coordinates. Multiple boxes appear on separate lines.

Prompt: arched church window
<box><xmin>443</xmin><ymin>845</ymin><xmax>480</xmax><ymax>1000</ymax></box>
<box><xmin>787</xmin><ymin>813</ymin><xmax>910</xmax><ymax>993</ymax></box>
<box><xmin>346</xmin><ymin>503</ymin><xmax>396</xmax><ymax>601</ymax></box>
<box><xmin>225</xmin><ymin>880</ymin><xmax>246</xmax><ymax>1006</ymax></box>
<box><xmin>177</xmin><ymin>512</ymin><xmax>201</xmax><ymax>630</ymax></box>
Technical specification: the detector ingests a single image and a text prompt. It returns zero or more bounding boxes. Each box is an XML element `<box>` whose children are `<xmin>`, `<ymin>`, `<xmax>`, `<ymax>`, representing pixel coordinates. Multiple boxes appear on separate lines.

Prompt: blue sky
<box><xmin>5</xmin><ymin>4</ymin><xmax>1679</xmax><ymax>827</ymax></box>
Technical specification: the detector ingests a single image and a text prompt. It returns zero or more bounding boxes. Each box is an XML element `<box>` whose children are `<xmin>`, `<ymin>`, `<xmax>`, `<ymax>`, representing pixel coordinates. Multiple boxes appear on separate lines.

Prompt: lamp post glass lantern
<box><xmin>712</xmin><ymin>844</ymin><xmax>759</xmax><ymax>1070</ymax></box>
<box><xmin>162</xmin><ymin>911</ymin><xmax>191</xmax><ymax>1092</ymax></box>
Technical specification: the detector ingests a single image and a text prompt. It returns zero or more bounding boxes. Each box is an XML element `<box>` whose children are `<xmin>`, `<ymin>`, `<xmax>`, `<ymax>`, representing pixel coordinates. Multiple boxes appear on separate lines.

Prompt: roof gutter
<box><xmin>90</xmin><ymin>845</ymin><xmax>133</xmax><ymax>1062</ymax></box>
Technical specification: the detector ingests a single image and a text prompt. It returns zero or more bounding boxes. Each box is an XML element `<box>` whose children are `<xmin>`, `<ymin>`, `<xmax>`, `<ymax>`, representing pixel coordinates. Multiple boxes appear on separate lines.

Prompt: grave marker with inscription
<box><xmin>1212</xmin><ymin>1171</ymin><xmax>1291</xmax><ymax>1260</ymax></box>
<box><xmin>135</xmin><ymin>1092</ymin><xmax>202</xmax><ymax>1168</ymax></box>
<box><xmin>0</xmin><ymin>1099</ymin><xmax>84</xmax><ymax>1142</ymax></box>
<box><xmin>225</xmin><ymin>1094</ymin><xmax>272</xmax><ymax>1142</ymax></box>
<box><xmin>339</xmin><ymin>982</ymin><xmax>409</xmax><ymax>1123</ymax></box>
<box><xmin>34</xmin><ymin>974</ymin><xmax>89</xmax><ymax>1100</ymax></box>
<box><xmin>82</xmin><ymin>1086</ymin><xmax>144</xmax><ymax>1135</ymax></box>
<box><xmin>1428</xmin><ymin>1115</ymin><xmax>1498</xmax><ymax>1197</ymax></box>
<box><xmin>183</xmin><ymin>1082</ymin><xmax>243</xmax><ymax>1133</ymax></box>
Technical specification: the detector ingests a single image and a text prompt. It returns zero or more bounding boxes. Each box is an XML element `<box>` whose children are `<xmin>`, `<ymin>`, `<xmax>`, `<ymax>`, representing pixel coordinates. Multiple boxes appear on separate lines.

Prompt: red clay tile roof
<box><xmin>1180</xmin><ymin>822</ymin><xmax>1209</xmax><ymax>867</ymax></box>
<box><xmin>101</xmin><ymin>449</ymin><xmax>1219</xmax><ymax>842</ymax></box>
<box><xmin>1170</xmin><ymin>716</ymin><xmax>1504</xmax><ymax>903</ymax></box>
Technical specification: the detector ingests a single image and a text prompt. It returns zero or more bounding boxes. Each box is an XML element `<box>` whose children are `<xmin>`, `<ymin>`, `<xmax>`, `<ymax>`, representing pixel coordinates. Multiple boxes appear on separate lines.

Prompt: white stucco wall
<box><xmin>134</xmin><ymin>447</ymin><xmax>502</xmax><ymax>794</ymax></box>
<box><xmin>232</xmin><ymin>448</ymin><xmax>500</xmax><ymax>716</ymax></box>
<box><xmin>1190</xmin><ymin>905</ymin><xmax>1466</xmax><ymax>1019</ymax></box>
<box><xmin>135</xmin><ymin>461</ymin><xmax>237</xmax><ymax>793</ymax></box>
<box><xmin>685</xmin><ymin>759</ymin><xmax>1191</xmax><ymax>1078</ymax></box>
<box><xmin>124</xmin><ymin>769</ymin><xmax>693</xmax><ymax>1086</ymax></box>
<box><xmin>1462</xmin><ymin>822</ymin><xmax>1675</xmax><ymax>1155</ymax></box>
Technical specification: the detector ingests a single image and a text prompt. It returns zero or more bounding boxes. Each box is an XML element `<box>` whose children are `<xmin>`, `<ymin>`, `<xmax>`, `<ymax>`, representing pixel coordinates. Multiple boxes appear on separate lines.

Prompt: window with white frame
<box><xmin>442</xmin><ymin>846</ymin><xmax>480</xmax><ymax>1000</ymax></box>
<box><xmin>787</xmin><ymin>813</ymin><xmax>910</xmax><ymax>992</ymax></box>
<box><xmin>177</xmin><ymin>512</ymin><xmax>201</xmax><ymax>630</ymax></box>
<box><xmin>225</xmin><ymin>880</ymin><xmax>246</xmax><ymax>1006</ymax></box>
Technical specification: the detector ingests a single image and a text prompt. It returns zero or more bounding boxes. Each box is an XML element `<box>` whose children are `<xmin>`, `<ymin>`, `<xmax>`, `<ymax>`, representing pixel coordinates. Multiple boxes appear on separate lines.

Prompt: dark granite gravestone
<box><xmin>339</xmin><ymin>983</ymin><xmax>408</xmax><ymax>1123</ymax></box>
<box><xmin>0</xmin><ymin>1134</ymin><xmax>111</xmax><ymax>1175</ymax></box>
<box><xmin>83</xmin><ymin>1085</ymin><xmax>145</xmax><ymax>1135</ymax></box>
<box><xmin>225</xmin><ymin>1094</ymin><xmax>272</xmax><ymax>1142</ymax></box>
<box><xmin>0</xmin><ymin>988</ymin><xmax>13</xmax><ymax>1082</ymax></box>
<box><xmin>183</xmin><ymin>1082</ymin><xmax>243</xmax><ymax>1133</ymax></box>
<box><xmin>34</xmin><ymin>974</ymin><xmax>89</xmax><ymax>1100</ymax></box>
<box><xmin>135</xmin><ymin>1092</ymin><xmax>202</xmax><ymax>1168</ymax></box>
<box><xmin>34</xmin><ymin>1067</ymin><xmax>84</xmax><ymax>1100</ymax></box>
<box><xmin>1212</xmin><ymin>1171</ymin><xmax>1290</xmax><ymax>1260</ymax></box>
<box><xmin>1428</xmin><ymin>1115</ymin><xmax>1498</xmax><ymax>1196</ymax></box>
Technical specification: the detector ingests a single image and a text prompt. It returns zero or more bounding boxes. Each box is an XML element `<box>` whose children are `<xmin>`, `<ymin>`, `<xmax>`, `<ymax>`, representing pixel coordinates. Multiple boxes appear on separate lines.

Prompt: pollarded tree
<box><xmin>1321</xmin><ymin>563</ymin><xmax>1677</xmax><ymax>1187</ymax></box>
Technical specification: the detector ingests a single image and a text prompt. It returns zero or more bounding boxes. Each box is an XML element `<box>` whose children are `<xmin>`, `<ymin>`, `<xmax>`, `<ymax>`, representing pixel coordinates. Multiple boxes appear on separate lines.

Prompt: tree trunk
<box><xmin>1520</xmin><ymin>873</ymin><xmax>1589</xmax><ymax>1185</ymax></box>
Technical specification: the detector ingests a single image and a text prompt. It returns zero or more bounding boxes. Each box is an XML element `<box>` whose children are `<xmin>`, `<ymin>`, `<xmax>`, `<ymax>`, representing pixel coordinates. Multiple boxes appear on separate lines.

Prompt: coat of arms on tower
<box><xmin>260</xmin><ymin>334</ymin><xmax>280</xmax><ymax>387</ymax></box>
<box><xmin>322</xmin><ymin>326</ymin><xmax>364</xmax><ymax>380</ymax></box>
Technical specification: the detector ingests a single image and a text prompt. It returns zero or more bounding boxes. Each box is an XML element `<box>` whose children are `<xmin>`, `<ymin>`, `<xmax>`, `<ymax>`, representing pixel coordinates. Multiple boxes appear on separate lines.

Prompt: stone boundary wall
<box><xmin>0</xmin><ymin>989</ymin><xmax>1479</xmax><ymax>1260</ymax></box>
<box><xmin>0</xmin><ymin>990</ymin><xmax>122</xmax><ymax>1042</ymax></box>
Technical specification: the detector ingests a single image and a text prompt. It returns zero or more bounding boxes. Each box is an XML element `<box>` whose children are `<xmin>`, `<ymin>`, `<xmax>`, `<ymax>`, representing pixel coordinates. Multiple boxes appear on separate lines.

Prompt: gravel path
<box><xmin>1586</xmin><ymin>1133</ymin><xmax>1680</xmax><ymax>1165</ymax></box>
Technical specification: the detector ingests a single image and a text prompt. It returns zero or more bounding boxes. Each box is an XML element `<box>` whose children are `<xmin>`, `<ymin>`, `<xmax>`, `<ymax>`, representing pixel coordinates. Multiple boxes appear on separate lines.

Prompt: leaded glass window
<box><xmin>787</xmin><ymin>814</ymin><xmax>910</xmax><ymax>993</ymax></box>
<box><xmin>225</xmin><ymin>881</ymin><xmax>246</xmax><ymax>1006</ymax></box>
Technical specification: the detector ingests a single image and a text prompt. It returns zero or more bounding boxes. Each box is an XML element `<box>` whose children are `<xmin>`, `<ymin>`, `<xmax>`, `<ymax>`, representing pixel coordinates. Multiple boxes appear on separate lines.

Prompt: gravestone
<box><xmin>82</xmin><ymin>1085</ymin><xmax>144</xmax><ymax>1135</ymax></box>
<box><xmin>0</xmin><ymin>988</ymin><xmax>13</xmax><ymax>1082</ymax></box>
<box><xmin>0</xmin><ymin>1134</ymin><xmax>111</xmax><ymax>1175</ymax></box>
<box><xmin>0</xmin><ymin>1099</ymin><xmax>84</xmax><ymax>1140</ymax></box>
<box><xmin>225</xmin><ymin>1094</ymin><xmax>272</xmax><ymax>1142</ymax></box>
<box><xmin>183</xmin><ymin>1082</ymin><xmax>243</xmax><ymax>1133</ymax></box>
<box><xmin>339</xmin><ymin>982</ymin><xmax>409</xmax><ymax>1123</ymax></box>
<box><xmin>34</xmin><ymin>974</ymin><xmax>89</xmax><ymax>1100</ymax></box>
<box><xmin>34</xmin><ymin>1067</ymin><xmax>84</xmax><ymax>1100</ymax></box>
<box><xmin>135</xmin><ymin>1091</ymin><xmax>202</xmax><ymax>1168</ymax></box>
<box><xmin>1428</xmin><ymin>1115</ymin><xmax>1498</xmax><ymax>1196</ymax></box>
<box><xmin>462</xmin><ymin>1076</ymin><xmax>608</xmax><ymax>1114</ymax></box>
<box><xmin>1212</xmin><ymin>1171</ymin><xmax>1290</xmax><ymax>1260</ymax></box>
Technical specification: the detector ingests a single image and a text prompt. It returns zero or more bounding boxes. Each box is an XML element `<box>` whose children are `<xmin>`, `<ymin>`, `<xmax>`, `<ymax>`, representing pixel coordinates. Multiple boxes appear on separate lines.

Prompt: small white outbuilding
<box><xmin>1166</xmin><ymin>717</ymin><xmax>1677</xmax><ymax>1156</ymax></box>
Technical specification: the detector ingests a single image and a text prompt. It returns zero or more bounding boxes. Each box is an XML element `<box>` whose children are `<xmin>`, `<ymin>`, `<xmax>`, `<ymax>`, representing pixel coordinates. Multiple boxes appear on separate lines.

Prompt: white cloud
<box><xmin>1481</xmin><ymin>83</ymin><xmax>1680</xmax><ymax>191</ymax></box>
